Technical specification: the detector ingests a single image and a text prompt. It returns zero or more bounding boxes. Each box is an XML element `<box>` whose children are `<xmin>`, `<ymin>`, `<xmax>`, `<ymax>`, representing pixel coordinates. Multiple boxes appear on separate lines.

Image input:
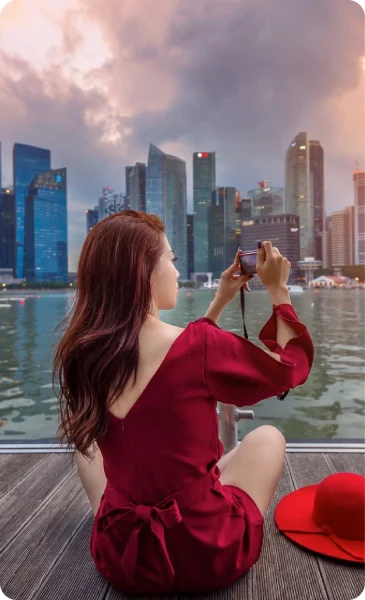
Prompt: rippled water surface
<box><xmin>0</xmin><ymin>288</ymin><xmax>364</xmax><ymax>443</ymax></box>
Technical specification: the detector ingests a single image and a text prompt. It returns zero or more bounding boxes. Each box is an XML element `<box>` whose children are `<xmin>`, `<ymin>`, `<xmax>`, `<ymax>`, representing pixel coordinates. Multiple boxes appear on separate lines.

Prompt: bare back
<box><xmin>108</xmin><ymin>321</ymin><xmax>185</xmax><ymax>420</ymax></box>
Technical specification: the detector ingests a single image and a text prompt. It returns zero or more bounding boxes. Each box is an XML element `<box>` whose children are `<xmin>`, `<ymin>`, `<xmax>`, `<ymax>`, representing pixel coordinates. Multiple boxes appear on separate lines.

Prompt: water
<box><xmin>0</xmin><ymin>289</ymin><xmax>364</xmax><ymax>443</ymax></box>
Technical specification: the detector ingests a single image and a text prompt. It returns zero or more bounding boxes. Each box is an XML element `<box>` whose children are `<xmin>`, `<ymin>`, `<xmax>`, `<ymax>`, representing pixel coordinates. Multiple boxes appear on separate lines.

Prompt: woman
<box><xmin>53</xmin><ymin>210</ymin><xmax>314</xmax><ymax>596</ymax></box>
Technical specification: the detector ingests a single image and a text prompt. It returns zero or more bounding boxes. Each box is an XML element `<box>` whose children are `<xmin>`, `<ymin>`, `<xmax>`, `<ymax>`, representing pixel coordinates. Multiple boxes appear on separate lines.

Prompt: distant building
<box><xmin>234</xmin><ymin>192</ymin><xmax>244</xmax><ymax>249</ymax></box>
<box><xmin>353</xmin><ymin>167</ymin><xmax>365</xmax><ymax>265</ymax></box>
<box><xmin>241</xmin><ymin>214</ymin><xmax>300</xmax><ymax>280</ymax></box>
<box><xmin>240</xmin><ymin>197</ymin><xmax>252</xmax><ymax>221</ymax></box>
<box><xmin>297</xmin><ymin>256</ymin><xmax>322</xmax><ymax>284</ymax></box>
<box><xmin>0</xmin><ymin>267</ymin><xmax>19</xmax><ymax>285</ymax></box>
<box><xmin>86</xmin><ymin>207</ymin><xmax>98</xmax><ymax>234</ymax></box>
<box><xmin>210</xmin><ymin>187</ymin><xmax>237</xmax><ymax>279</ymax></box>
<box><xmin>186</xmin><ymin>213</ymin><xmax>194</xmax><ymax>279</ymax></box>
<box><xmin>193</xmin><ymin>151</ymin><xmax>216</xmax><ymax>273</ymax></box>
<box><xmin>146</xmin><ymin>144</ymin><xmax>188</xmax><ymax>279</ymax></box>
<box><xmin>98</xmin><ymin>186</ymin><xmax>124</xmax><ymax>220</ymax></box>
<box><xmin>0</xmin><ymin>186</ymin><xmax>15</xmax><ymax>276</ymax></box>
<box><xmin>24</xmin><ymin>168</ymin><xmax>68</xmax><ymax>283</ymax></box>
<box><xmin>130</xmin><ymin>162</ymin><xmax>146</xmax><ymax>212</ymax></box>
<box><xmin>309</xmin><ymin>141</ymin><xmax>325</xmax><ymax>263</ymax></box>
<box><xmin>125</xmin><ymin>166</ymin><xmax>133</xmax><ymax>210</ymax></box>
<box><xmin>13</xmin><ymin>143</ymin><xmax>51</xmax><ymax>279</ymax></box>
<box><xmin>247</xmin><ymin>183</ymin><xmax>284</xmax><ymax>218</ymax></box>
<box><xmin>324</xmin><ymin>215</ymin><xmax>332</xmax><ymax>268</ymax></box>
<box><xmin>331</xmin><ymin>206</ymin><xmax>355</xmax><ymax>267</ymax></box>
<box><xmin>238</xmin><ymin>196</ymin><xmax>254</xmax><ymax>250</ymax></box>
<box><xmin>285</xmin><ymin>132</ymin><xmax>314</xmax><ymax>260</ymax></box>
<box><xmin>309</xmin><ymin>275</ymin><xmax>343</xmax><ymax>288</ymax></box>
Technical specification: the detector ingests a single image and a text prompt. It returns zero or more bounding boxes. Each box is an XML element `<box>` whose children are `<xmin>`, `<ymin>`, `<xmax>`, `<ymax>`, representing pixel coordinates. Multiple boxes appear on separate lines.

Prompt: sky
<box><xmin>0</xmin><ymin>0</ymin><xmax>364</xmax><ymax>272</ymax></box>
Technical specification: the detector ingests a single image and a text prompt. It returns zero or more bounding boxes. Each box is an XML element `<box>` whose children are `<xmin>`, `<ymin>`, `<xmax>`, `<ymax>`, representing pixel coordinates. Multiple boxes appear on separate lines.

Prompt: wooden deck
<box><xmin>0</xmin><ymin>451</ymin><xmax>364</xmax><ymax>600</ymax></box>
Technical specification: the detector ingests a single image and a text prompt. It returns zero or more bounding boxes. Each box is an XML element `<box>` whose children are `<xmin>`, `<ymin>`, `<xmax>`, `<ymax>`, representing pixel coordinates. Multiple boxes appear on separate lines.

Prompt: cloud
<box><xmin>0</xmin><ymin>0</ymin><xmax>364</xmax><ymax>271</ymax></box>
<box><xmin>127</xmin><ymin>0</ymin><xmax>364</xmax><ymax>166</ymax></box>
<box><xmin>0</xmin><ymin>51</ymin><xmax>126</xmax><ymax>269</ymax></box>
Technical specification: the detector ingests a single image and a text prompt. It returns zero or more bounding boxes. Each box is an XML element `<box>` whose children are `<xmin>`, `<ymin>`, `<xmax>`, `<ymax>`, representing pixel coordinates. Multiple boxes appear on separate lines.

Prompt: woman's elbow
<box><xmin>290</xmin><ymin>363</ymin><xmax>312</xmax><ymax>389</ymax></box>
<box><xmin>263</xmin><ymin>348</ymin><xmax>282</xmax><ymax>362</ymax></box>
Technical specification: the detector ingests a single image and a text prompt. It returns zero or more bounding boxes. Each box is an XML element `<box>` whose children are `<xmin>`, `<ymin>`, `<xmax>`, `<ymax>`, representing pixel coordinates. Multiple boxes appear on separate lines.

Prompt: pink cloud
<box><xmin>0</xmin><ymin>0</ymin><xmax>364</xmax><ymax>272</ymax></box>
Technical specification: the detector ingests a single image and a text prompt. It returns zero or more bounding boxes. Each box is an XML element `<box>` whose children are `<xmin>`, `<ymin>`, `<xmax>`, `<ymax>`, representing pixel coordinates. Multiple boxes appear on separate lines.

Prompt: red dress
<box><xmin>90</xmin><ymin>304</ymin><xmax>314</xmax><ymax>595</ymax></box>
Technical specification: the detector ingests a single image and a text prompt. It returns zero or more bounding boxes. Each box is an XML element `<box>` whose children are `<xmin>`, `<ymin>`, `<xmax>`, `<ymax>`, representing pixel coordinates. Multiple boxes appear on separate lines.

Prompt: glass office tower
<box><xmin>146</xmin><ymin>144</ymin><xmax>188</xmax><ymax>279</ymax></box>
<box><xmin>193</xmin><ymin>152</ymin><xmax>216</xmax><ymax>273</ymax></box>
<box><xmin>13</xmin><ymin>143</ymin><xmax>51</xmax><ymax>279</ymax></box>
<box><xmin>24</xmin><ymin>168</ymin><xmax>68</xmax><ymax>283</ymax></box>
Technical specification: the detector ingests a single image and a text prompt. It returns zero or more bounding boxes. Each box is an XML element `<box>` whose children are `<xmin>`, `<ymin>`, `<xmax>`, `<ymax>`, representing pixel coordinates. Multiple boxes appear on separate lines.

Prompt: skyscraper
<box><xmin>146</xmin><ymin>144</ymin><xmax>188</xmax><ymax>279</ymax></box>
<box><xmin>98</xmin><ymin>186</ymin><xmax>124</xmax><ymax>220</ymax></box>
<box><xmin>234</xmin><ymin>191</ymin><xmax>243</xmax><ymax>248</ymax></box>
<box><xmin>186</xmin><ymin>213</ymin><xmax>194</xmax><ymax>280</ymax></box>
<box><xmin>24</xmin><ymin>168</ymin><xmax>68</xmax><ymax>282</ymax></box>
<box><xmin>238</xmin><ymin>196</ymin><xmax>254</xmax><ymax>250</ymax></box>
<box><xmin>331</xmin><ymin>206</ymin><xmax>355</xmax><ymax>268</ymax></box>
<box><xmin>247</xmin><ymin>183</ymin><xmax>284</xmax><ymax>218</ymax></box>
<box><xmin>240</xmin><ymin>197</ymin><xmax>253</xmax><ymax>221</ymax></box>
<box><xmin>285</xmin><ymin>132</ymin><xmax>314</xmax><ymax>260</ymax></box>
<box><xmin>146</xmin><ymin>144</ymin><xmax>165</xmax><ymax>218</ymax></box>
<box><xmin>130</xmin><ymin>162</ymin><xmax>146</xmax><ymax>212</ymax></box>
<box><xmin>86</xmin><ymin>207</ymin><xmax>99</xmax><ymax>234</ymax></box>
<box><xmin>325</xmin><ymin>216</ymin><xmax>332</xmax><ymax>268</ymax></box>
<box><xmin>125</xmin><ymin>166</ymin><xmax>133</xmax><ymax>210</ymax></box>
<box><xmin>353</xmin><ymin>167</ymin><xmax>365</xmax><ymax>265</ymax></box>
<box><xmin>210</xmin><ymin>187</ymin><xmax>237</xmax><ymax>279</ymax></box>
<box><xmin>242</xmin><ymin>215</ymin><xmax>300</xmax><ymax>281</ymax></box>
<box><xmin>13</xmin><ymin>143</ymin><xmax>51</xmax><ymax>279</ymax></box>
<box><xmin>0</xmin><ymin>186</ymin><xmax>15</xmax><ymax>275</ymax></box>
<box><xmin>309</xmin><ymin>141</ymin><xmax>325</xmax><ymax>263</ymax></box>
<box><xmin>193</xmin><ymin>152</ymin><xmax>216</xmax><ymax>273</ymax></box>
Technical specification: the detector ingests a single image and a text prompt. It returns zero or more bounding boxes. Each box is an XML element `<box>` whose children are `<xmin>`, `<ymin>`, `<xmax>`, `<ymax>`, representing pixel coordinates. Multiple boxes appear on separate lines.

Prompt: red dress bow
<box><xmin>97</xmin><ymin>498</ymin><xmax>183</xmax><ymax>587</ymax></box>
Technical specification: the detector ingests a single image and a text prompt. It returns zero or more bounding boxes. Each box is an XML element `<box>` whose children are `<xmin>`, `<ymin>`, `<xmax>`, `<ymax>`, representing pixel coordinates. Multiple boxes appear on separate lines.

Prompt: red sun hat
<box><xmin>274</xmin><ymin>472</ymin><xmax>365</xmax><ymax>563</ymax></box>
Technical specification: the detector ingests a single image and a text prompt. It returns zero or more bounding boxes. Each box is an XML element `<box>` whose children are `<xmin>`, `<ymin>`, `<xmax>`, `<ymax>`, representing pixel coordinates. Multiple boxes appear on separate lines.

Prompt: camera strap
<box><xmin>239</xmin><ymin>285</ymin><xmax>289</xmax><ymax>401</ymax></box>
<box><xmin>239</xmin><ymin>285</ymin><xmax>249</xmax><ymax>341</ymax></box>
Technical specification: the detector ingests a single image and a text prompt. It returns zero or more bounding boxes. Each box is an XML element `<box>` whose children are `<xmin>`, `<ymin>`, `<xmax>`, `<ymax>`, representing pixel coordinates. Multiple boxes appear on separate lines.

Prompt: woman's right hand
<box><xmin>256</xmin><ymin>241</ymin><xmax>291</xmax><ymax>291</ymax></box>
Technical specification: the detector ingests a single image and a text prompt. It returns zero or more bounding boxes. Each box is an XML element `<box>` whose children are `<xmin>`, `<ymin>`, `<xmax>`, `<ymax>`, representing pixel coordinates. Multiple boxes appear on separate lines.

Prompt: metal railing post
<box><xmin>217</xmin><ymin>403</ymin><xmax>255</xmax><ymax>453</ymax></box>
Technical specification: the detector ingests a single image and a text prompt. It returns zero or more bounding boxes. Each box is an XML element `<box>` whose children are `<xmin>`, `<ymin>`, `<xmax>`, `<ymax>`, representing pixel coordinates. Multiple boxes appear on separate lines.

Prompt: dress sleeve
<box><xmin>199</xmin><ymin>304</ymin><xmax>314</xmax><ymax>407</ymax></box>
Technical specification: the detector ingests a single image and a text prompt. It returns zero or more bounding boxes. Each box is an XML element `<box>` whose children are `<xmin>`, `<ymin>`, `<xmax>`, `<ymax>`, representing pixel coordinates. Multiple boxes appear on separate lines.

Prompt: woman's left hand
<box><xmin>214</xmin><ymin>249</ymin><xmax>253</xmax><ymax>306</ymax></box>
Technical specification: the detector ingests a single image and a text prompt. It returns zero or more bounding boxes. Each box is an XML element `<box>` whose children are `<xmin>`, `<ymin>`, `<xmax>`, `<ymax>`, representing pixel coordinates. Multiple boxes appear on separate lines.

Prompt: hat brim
<box><xmin>274</xmin><ymin>485</ymin><xmax>364</xmax><ymax>563</ymax></box>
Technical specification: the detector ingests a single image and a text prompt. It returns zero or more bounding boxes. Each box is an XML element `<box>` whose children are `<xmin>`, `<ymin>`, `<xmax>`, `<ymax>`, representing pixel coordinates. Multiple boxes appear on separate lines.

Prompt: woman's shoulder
<box><xmin>191</xmin><ymin>317</ymin><xmax>237</xmax><ymax>339</ymax></box>
<box><xmin>193</xmin><ymin>318</ymin><xmax>249</xmax><ymax>353</ymax></box>
<box><xmin>191</xmin><ymin>317</ymin><xmax>220</xmax><ymax>329</ymax></box>
<box><xmin>151</xmin><ymin>318</ymin><xmax>223</xmax><ymax>351</ymax></box>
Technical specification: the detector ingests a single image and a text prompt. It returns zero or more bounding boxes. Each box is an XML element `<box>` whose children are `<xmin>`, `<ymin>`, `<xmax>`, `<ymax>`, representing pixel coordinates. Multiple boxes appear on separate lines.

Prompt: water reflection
<box><xmin>0</xmin><ymin>289</ymin><xmax>364</xmax><ymax>442</ymax></box>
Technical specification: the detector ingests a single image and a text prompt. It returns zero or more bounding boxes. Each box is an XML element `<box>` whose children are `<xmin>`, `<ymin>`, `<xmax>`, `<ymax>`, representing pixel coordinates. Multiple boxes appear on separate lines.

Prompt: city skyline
<box><xmin>0</xmin><ymin>0</ymin><xmax>363</xmax><ymax>272</ymax></box>
<box><xmin>1</xmin><ymin>137</ymin><xmax>364</xmax><ymax>274</ymax></box>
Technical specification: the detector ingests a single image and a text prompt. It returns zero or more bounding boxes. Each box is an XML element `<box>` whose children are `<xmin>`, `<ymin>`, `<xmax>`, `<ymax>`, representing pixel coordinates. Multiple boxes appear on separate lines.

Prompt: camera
<box><xmin>238</xmin><ymin>249</ymin><xmax>257</xmax><ymax>275</ymax></box>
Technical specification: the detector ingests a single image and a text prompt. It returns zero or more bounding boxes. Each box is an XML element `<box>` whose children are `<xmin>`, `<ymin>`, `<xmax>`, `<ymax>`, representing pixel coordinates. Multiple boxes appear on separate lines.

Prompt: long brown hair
<box><xmin>52</xmin><ymin>210</ymin><xmax>165</xmax><ymax>464</ymax></box>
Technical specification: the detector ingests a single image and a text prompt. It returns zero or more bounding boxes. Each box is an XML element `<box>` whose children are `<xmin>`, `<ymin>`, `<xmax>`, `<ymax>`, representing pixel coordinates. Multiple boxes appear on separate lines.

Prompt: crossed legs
<box><xmin>218</xmin><ymin>425</ymin><xmax>286</xmax><ymax>517</ymax></box>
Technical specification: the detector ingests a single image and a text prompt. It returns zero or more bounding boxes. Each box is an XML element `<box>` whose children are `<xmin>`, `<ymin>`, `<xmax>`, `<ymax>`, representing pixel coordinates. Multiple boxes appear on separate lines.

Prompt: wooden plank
<box><xmin>325</xmin><ymin>453</ymin><xmax>364</xmax><ymax>477</ymax></box>
<box><xmin>0</xmin><ymin>453</ymin><xmax>12</xmax><ymax>464</ymax></box>
<box><xmin>0</xmin><ymin>463</ymin><xmax>105</xmax><ymax>600</ymax></box>
<box><xmin>287</xmin><ymin>453</ymin><xmax>365</xmax><ymax>600</ymax></box>
<box><xmin>177</xmin><ymin>578</ymin><xmax>247</xmax><ymax>600</ymax></box>
<box><xmin>28</xmin><ymin>515</ymin><xmax>109</xmax><ymax>600</ymax></box>
<box><xmin>0</xmin><ymin>453</ymin><xmax>48</xmax><ymax>498</ymax></box>
<box><xmin>250</xmin><ymin>454</ymin><xmax>329</xmax><ymax>600</ymax></box>
<box><xmin>0</xmin><ymin>454</ymin><xmax>72</xmax><ymax>554</ymax></box>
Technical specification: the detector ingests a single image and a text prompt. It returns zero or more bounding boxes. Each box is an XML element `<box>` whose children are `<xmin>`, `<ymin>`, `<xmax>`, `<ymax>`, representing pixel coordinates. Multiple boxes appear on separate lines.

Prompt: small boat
<box><xmin>287</xmin><ymin>285</ymin><xmax>304</xmax><ymax>294</ymax></box>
